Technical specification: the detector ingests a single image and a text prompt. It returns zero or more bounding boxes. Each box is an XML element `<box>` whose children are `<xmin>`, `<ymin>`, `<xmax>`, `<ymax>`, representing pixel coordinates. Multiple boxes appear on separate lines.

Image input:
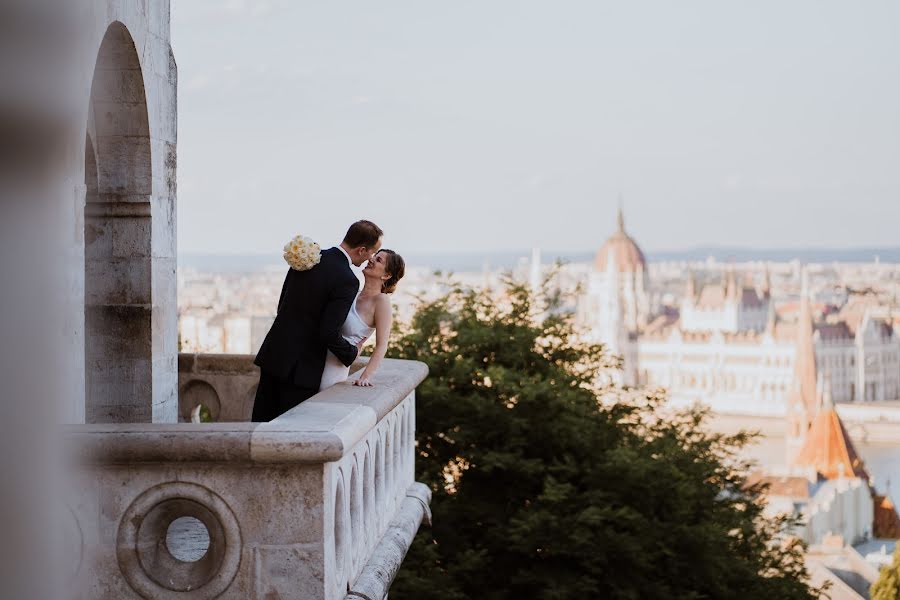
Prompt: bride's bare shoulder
<box><xmin>374</xmin><ymin>294</ymin><xmax>393</xmax><ymax>314</ymax></box>
<box><xmin>375</xmin><ymin>293</ymin><xmax>392</xmax><ymax>307</ymax></box>
<box><xmin>372</xmin><ymin>294</ymin><xmax>393</xmax><ymax>327</ymax></box>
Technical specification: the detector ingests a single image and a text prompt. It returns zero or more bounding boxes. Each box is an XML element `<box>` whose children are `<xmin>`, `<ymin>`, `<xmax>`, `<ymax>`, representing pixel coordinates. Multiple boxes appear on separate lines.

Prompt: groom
<box><xmin>250</xmin><ymin>220</ymin><xmax>384</xmax><ymax>422</ymax></box>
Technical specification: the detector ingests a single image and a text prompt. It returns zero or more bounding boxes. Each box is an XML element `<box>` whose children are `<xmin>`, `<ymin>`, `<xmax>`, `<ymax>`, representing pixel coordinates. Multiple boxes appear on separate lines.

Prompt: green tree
<box><xmin>390</xmin><ymin>275</ymin><xmax>824</xmax><ymax>600</ymax></box>
<box><xmin>872</xmin><ymin>544</ymin><xmax>900</xmax><ymax>600</ymax></box>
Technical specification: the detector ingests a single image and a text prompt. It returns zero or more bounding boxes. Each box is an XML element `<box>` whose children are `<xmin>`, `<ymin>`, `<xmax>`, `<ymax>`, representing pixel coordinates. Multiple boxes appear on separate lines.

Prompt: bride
<box><xmin>319</xmin><ymin>249</ymin><xmax>405</xmax><ymax>390</ymax></box>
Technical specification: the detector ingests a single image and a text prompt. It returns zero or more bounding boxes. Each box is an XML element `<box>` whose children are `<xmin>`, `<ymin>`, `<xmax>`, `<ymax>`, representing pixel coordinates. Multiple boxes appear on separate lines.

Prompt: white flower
<box><xmin>283</xmin><ymin>232</ymin><xmax>322</xmax><ymax>271</ymax></box>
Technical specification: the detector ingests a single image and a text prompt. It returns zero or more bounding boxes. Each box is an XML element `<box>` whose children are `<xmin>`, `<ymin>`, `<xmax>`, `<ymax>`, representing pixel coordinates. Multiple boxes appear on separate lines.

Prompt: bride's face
<box><xmin>363</xmin><ymin>250</ymin><xmax>390</xmax><ymax>281</ymax></box>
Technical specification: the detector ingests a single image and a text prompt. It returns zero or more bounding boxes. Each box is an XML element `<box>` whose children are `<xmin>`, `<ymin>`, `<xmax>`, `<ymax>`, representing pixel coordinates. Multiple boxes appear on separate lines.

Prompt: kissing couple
<box><xmin>250</xmin><ymin>220</ymin><xmax>405</xmax><ymax>422</ymax></box>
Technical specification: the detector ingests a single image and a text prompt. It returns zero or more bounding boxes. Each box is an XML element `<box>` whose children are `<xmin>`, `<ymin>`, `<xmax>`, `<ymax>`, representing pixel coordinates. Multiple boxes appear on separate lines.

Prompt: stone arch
<box><xmin>349</xmin><ymin>457</ymin><xmax>363</xmax><ymax>574</ymax></box>
<box><xmin>374</xmin><ymin>432</ymin><xmax>385</xmax><ymax>520</ymax></box>
<box><xmin>178</xmin><ymin>380</ymin><xmax>221</xmax><ymax>423</ymax></box>
<box><xmin>392</xmin><ymin>416</ymin><xmax>403</xmax><ymax>489</ymax></box>
<box><xmin>333</xmin><ymin>469</ymin><xmax>349</xmax><ymax>579</ymax></box>
<box><xmin>400</xmin><ymin>405</ymin><xmax>409</xmax><ymax>477</ymax></box>
<box><xmin>84</xmin><ymin>21</ymin><xmax>153</xmax><ymax>423</ymax></box>
<box><xmin>84</xmin><ymin>135</ymin><xmax>99</xmax><ymax>204</ymax></box>
<box><xmin>362</xmin><ymin>442</ymin><xmax>375</xmax><ymax>552</ymax></box>
<box><xmin>384</xmin><ymin>418</ymin><xmax>394</xmax><ymax>500</ymax></box>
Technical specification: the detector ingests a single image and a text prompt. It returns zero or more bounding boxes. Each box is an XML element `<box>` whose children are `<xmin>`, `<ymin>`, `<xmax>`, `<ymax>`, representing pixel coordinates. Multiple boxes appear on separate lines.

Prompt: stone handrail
<box><xmin>74</xmin><ymin>357</ymin><xmax>424</xmax><ymax>463</ymax></box>
<box><xmin>67</xmin><ymin>357</ymin><xmax>430</xmax><ymax>600</ymax></box>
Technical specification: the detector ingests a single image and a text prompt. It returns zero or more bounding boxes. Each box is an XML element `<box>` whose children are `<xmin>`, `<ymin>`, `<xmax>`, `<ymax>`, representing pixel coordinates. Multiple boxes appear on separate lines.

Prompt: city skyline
<box><xmin>173</xmin><ymin>0</ymin><xmax>900</xmax><ymax>255</ymax></box>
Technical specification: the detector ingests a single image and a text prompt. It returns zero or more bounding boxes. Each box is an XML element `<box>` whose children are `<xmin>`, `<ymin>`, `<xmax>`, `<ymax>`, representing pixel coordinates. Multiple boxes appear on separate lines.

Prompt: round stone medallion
<box><xmin>117</xmin><ymin>482</ymin><xmax>241</xmax><ymax>599</ymax></box>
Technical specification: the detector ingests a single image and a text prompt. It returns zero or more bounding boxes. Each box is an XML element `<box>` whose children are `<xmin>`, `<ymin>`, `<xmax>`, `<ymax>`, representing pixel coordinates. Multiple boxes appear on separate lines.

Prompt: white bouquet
<box><xmin>283</xmin><ymin>234</ymin><xmax>322</xmax><ymax>271</ymax></box>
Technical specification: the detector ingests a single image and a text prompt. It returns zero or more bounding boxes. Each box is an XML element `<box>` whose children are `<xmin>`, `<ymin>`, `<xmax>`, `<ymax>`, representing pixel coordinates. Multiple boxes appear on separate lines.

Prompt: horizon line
<box><xmin>178</xmin><ymin>244</ymin><xmax>900</xmax><ymax>258</ymax></box>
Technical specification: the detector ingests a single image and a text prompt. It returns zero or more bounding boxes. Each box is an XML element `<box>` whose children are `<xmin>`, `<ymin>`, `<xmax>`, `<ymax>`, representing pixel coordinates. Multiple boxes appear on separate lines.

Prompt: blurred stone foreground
<box><xmin>0</xmin><ymin>2</ymin><xmax>430</xmax><ymax>598</ymax></box>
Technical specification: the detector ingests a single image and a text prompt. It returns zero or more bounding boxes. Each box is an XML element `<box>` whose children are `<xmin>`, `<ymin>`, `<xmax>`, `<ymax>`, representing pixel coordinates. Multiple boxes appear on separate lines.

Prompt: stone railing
<box><xmin>67</xmin><ymin>357</ymin><xmax>430</xmax><ymax>600</ymax></box>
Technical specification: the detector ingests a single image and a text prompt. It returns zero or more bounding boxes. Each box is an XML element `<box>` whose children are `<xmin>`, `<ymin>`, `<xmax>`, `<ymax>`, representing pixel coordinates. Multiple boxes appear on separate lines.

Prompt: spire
<box><xmin>793</xmin><ymin>267</ymin><xmax>818</xmax><ymax>416</ymax></box>
<box><xmin>761</xmin><ymin>263</ymin><xmax>772</xmax><ymax>298</ymax></box>
<box><xmin>725</xmin><ymin>266</ymin><xmax>738</xmax><ymax>300</ymax></box>
<box><xmin>799</xmin><ymin>268</ymin><xmax>812</xmax><ymax>332</ymax></box>
<box><xmin>616</xmin><ymin>201</ymin><xmax>625</xmax><ymax>233</ymax></box>
<box><xmin>821</xmin><ymin>372</ymin><xmax>833</xmax><ymax>411</ymax></box>
<box><xmin>792</xmin><ymin>373</ymin><xmax>869</xmax><ymax>481</ymax></box>
<box><xmin>765</xmin><ymin>299</ymin><xmax>777</xmax><ymax>335</ymax></box>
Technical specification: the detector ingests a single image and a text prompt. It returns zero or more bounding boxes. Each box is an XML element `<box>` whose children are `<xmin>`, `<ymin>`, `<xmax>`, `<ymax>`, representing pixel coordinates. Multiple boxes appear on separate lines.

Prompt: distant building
<box><xmin>578</xmin><ymin>210</ymin><xmax>900</xmax><ymax>416</ymax></box>
<box><xmin>251</xmin><ymin>315</ymin><xmax>276</xmax><ymax>354</ymax></box>
<box><xmin>223</xmin><ymin>316</ymin><xmax>251</xmax><ymax>354</ymax></box>
<box><xmin>679</xmin><ymin>265</ymin><xmax>770</xmax><ymax>333</ymax></box>
<box><xmin>752</xmin><ymin>353</ymin><xmax>899</xmax><ymax>597</ymax></box>
<box><xmin>578</xmin><ymin>207</ymin><xmax>650</xmax><ymax>337</ymax></box>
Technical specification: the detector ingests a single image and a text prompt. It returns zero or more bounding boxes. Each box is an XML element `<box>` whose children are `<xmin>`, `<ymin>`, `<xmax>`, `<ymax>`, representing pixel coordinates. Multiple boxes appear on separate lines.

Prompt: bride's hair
<box><xmin>378</xmin><ymin>250</ymin><xmax>405</xmax><ymax>294</ymax></box>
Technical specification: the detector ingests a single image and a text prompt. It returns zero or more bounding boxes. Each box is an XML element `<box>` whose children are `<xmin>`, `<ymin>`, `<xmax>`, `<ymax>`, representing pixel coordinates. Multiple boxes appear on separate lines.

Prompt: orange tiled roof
<box><xmin>792</xmin><ymin>406</ymin><xmax>870</xmax><ymax>481</ymax></box>
<box><xmin>792</xmin><ymin>294</ymin><xmax>819</xmax><ymax>417</ymax></box>
<box><xmin>746</xmin><ymin>473</ymin><xmax>812</xmax><ymax>499</ymax></box>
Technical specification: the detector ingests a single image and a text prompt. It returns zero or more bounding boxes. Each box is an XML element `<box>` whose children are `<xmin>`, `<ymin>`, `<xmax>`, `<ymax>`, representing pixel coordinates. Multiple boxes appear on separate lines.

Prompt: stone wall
<box><xmin>178</xmin><ymin>354</ymin><xmax>260</xmax><ymax>422</ymax></box>
<box><xmin>68</xmin><ymin>357</ymin><xmax>430</xmax><ymax>599</ymax></box>
<box><xmin>73</xmin><ymin>1</ymin><xmax>177</xmax><ymax>424</ymax></box>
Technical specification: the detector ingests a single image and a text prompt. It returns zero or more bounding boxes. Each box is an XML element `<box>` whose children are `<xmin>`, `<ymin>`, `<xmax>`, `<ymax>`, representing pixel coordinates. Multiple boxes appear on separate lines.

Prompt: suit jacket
<box><xmin>254</xmin><ymin>247</ymin><xmax>360</xmax><ymax>389</ymax></box>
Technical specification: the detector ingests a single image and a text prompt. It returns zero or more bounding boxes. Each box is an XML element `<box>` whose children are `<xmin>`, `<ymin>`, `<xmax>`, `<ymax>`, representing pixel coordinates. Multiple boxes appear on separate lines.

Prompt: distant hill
<box><xmin>644</xmin><ymin>246</ymin><xmax>900</xmax><ymax>264</ymax></box>
<box><xmin>179</xmin><ymin>247</ymin><xmax>900</xmax><ymax>273</ymax></box>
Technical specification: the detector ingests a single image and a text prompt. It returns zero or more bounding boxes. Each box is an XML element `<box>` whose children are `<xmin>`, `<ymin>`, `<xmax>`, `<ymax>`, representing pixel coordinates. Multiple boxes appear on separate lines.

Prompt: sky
<box><xmin>171</xmin><ymin>0</ymin><xmax>900</xmax><ymax>256</ymax></box>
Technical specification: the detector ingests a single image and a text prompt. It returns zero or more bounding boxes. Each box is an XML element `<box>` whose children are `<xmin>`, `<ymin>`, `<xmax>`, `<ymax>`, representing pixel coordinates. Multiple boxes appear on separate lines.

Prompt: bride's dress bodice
<box><xmin>319</xmin><ymin>295</ymin><xmax>375</xmax><ymax>391</ymax></box>
<box><xmin>340</xmin><ymin>296</ymin><xmax>376</xmax><ymax>346</ymax></box>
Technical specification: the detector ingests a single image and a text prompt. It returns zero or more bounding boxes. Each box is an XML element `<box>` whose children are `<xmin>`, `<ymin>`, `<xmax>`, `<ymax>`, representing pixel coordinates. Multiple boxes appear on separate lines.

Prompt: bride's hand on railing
<box><xmin>353</xmin><ymin>374</ymin><xmax>373</xmax><ymax>387</ymax></box>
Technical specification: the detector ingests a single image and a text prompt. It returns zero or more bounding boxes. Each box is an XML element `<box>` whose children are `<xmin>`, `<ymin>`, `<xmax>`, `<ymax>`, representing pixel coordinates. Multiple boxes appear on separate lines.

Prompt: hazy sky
<box><xmin>171</xmin><ymin>1</ymin><xmax>900</xmax><ymax>256</ymax></box>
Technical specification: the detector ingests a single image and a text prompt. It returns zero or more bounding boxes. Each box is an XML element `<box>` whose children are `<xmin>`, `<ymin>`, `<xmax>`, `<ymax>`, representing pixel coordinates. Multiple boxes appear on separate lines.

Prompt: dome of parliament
<box><xmin>593</xmin><ymin>208</ymin><xmax>646</xmax><ymax>273</ymax></box>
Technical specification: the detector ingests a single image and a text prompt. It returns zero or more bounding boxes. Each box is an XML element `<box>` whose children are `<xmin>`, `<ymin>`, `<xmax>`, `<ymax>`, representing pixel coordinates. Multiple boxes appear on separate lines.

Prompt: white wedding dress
<box><xmin>319</xmin><ymin>294</ymin><xmax>376</xmax><ymax>391</ymax></box>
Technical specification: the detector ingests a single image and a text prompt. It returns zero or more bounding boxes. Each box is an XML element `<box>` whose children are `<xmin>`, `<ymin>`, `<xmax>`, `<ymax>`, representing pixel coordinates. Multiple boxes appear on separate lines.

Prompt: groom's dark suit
<box><xmin>251</xmin><ymin>247</ymin><xmax>360</xmax><ymax>421</ymax></box>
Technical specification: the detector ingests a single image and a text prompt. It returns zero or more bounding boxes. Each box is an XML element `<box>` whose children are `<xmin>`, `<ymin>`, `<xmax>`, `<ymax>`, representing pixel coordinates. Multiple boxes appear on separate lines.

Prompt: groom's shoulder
<box><xmin>319</xmin><ymin>246</ymin><xmax>342</xmax><ymax>265</ymax></box>
<box><xmin>318</xmin><ymin>247</ymin><xmax>352</xmax><ymax>274</ymax></box>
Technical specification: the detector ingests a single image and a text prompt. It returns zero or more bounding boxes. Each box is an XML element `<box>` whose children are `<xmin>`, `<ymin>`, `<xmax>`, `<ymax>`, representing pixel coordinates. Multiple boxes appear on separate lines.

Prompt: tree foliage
<box><xmin>871</xmin><ymin>544</ymin><xmax>900</xmax><ymax>600</ymax></box>
<box><xmin>389</xmin><ymin>275</ymin><xmax>824</xmax><ymax>600</ymax></box>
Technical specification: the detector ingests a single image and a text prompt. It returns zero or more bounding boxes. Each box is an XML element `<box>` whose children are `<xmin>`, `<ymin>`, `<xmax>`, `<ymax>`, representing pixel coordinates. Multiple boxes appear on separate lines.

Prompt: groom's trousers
<box><xmin>250</xmin><ymin>367</ymin><xmax>317</xmax><ymax>422</ymax></box>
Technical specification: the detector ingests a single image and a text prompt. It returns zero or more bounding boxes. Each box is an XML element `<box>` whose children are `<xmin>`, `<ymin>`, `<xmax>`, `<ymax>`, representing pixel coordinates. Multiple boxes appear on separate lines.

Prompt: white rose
<box><xmin>283</xmin><ymin>233</ymin><xmax>322</xmax><ymax>271</ymax></box>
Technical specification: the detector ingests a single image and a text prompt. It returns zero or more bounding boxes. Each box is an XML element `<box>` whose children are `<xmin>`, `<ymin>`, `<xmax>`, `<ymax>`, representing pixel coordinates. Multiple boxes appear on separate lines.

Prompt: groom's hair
<box><xmin>343</xmin><ymin>220</ymin><xmax>383</xmax><ymax>249</ymax></box>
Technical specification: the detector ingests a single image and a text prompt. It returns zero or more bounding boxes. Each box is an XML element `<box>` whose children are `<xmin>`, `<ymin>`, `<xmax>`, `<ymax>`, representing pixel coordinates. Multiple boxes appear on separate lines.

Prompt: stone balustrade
<box><xmin>67</xmin><ymin>356</ymin><xmax>430</xmax><ymax>599</ymax></box>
